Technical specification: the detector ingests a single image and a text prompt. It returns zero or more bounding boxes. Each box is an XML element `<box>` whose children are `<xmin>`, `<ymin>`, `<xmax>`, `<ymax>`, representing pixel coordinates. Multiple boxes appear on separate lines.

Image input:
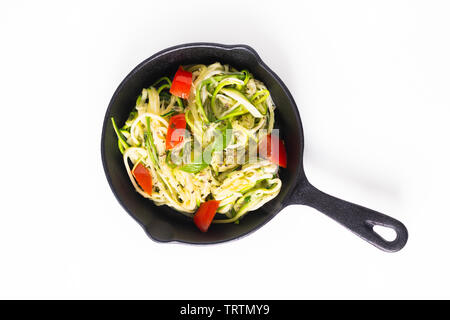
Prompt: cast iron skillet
<box><xmin>101</xmin><ymin>43</ymin><xmax>408</xmax><ymax>252</ymax></box>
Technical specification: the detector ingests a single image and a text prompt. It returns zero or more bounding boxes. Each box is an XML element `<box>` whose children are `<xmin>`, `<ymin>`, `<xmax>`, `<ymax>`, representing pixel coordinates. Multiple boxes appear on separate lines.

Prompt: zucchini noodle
<box><xmin>112</xmin><ymin>63</ymin><xmax>283</xmax><ymax>224</ymax></box>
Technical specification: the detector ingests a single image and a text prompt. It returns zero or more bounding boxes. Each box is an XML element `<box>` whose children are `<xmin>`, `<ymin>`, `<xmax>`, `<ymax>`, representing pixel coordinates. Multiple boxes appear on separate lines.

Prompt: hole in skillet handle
<box><xmin>372</xmin><ymin>224</ymin><xmax>397</xmax><ymax>242</ymax></box>
<box><xmin>362</xmin><ymin>218</ymin><xmax>408</xmax><ymax>252</ymax></box>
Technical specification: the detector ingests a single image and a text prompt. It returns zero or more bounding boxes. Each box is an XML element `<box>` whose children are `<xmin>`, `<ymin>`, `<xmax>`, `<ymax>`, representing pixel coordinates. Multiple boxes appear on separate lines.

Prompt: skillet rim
<box><xmin>101</xmin><ymin>42</ymin><xmax>305</xmax><ymax>244</ymax></box>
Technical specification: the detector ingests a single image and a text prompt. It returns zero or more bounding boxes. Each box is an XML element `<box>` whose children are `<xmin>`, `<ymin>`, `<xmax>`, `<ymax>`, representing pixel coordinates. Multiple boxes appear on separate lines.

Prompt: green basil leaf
<box><xmin>180</xmin><ymin>162</ymin><xmax>208</xmax><ymax>173</ymax></box>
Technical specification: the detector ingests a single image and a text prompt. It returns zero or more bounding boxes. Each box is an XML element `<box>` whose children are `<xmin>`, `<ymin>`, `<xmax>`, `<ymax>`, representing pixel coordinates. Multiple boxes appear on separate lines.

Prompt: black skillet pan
<box><xmin>101</xmin><ymin>43</ymin><xmax>408</xmax><ymax>252</ymax></box>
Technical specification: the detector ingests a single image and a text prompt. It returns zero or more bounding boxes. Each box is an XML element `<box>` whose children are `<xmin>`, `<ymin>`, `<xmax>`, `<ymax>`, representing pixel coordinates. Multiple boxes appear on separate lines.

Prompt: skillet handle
<box><xmin>289</xmin><ymin>180</ymin><xmax>408</xmax><ymax>252</ymax></box>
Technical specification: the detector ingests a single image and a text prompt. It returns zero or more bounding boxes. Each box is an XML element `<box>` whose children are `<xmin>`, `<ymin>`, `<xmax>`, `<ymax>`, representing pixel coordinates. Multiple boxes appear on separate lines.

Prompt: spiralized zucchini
<box><xmin>112</xmin><ymin>63</ymin><xmax>282</xmax><ymax>223</ymax></box>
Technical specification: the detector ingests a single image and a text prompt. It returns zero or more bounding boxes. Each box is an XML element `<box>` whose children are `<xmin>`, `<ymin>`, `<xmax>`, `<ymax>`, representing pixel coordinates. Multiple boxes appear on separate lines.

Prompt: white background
<box><xmin>1</xmin><ymin>0</ymin><xmax>449</xmax><ymax>299</ymax></box>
